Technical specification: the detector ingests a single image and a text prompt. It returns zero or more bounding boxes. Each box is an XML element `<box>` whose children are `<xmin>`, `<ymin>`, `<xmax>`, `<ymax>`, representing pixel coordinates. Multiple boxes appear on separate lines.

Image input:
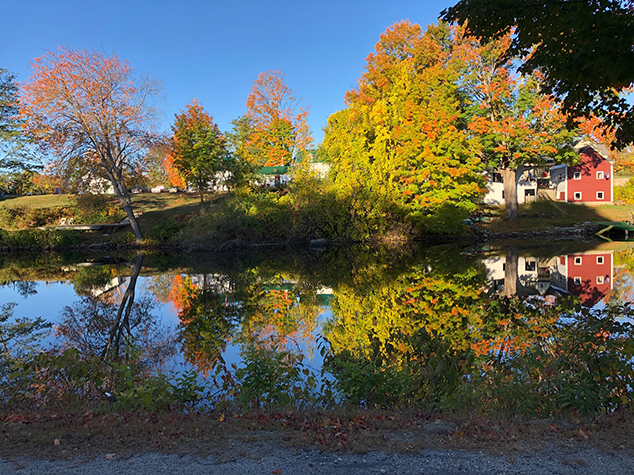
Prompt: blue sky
<box><xmin>2</xmin><ymin>0</ymin><xmax>454</xmax><ymax>143</ymax></box>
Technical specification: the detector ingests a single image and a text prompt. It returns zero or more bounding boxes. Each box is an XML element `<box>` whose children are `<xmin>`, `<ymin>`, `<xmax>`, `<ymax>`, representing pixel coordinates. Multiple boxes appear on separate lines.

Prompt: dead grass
<box><xmin>481</xmin><ymin>201</ymin><xmax>634</xmax><ymax>233</ymax></box>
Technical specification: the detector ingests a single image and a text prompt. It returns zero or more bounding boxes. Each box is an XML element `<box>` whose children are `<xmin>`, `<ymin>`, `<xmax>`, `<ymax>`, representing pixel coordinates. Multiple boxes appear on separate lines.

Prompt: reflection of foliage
<box><xmin>325</xmin><ymin>253</ymin><xmax>487</xmax><ymax>365</ymax></box>
<box><xmin>177</xmin><ymin>277</ymin><xmax>243</xmax><ymax>374</ymax></box>
<box><xmin>71</xmin><ymin>266</ymin><xmax>114</xmax><ymax>295</ymax></box>
<box><xmin>0</xmin><ymin>303</ymin><xmax>50</xmax><ymax>359</ymax></box>
<box><xmin>455</xmin><ymin>298</ymin><xmax>634</xmax><ymax>416</ymax></box>
<box><xmin>56</xmin><ymin>294</ymin><xmax>176</xmax><ymax>366</ymax></box>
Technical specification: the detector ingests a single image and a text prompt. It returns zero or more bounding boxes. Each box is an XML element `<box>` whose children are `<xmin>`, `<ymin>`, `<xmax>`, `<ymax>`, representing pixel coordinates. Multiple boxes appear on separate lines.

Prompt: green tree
<box><xmin>442</xmin><ymin>0</ymin><xmax>634</xmax><ymax>147</ymax></box>
<box><xmin>169</xmin><ymin>100</ymin><xmax>229</xmax><ymax>205</ymax></box>
<box><xmin>323</xmin><ymin>21</ymin><xmax>484</xmax><ymax>232</ymax></box>
<box><xmin>0</xmin><ymin>68</ymin><xmax>38</xmax><ymax>176</ymax></box>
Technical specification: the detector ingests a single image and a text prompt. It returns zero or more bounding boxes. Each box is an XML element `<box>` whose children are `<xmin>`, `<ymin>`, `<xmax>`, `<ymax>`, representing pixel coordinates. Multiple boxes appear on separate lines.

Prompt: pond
<box><xmin>1</xmin><ymin>240</ymin><xmax>634</xmax><ymax>416</ymax></box>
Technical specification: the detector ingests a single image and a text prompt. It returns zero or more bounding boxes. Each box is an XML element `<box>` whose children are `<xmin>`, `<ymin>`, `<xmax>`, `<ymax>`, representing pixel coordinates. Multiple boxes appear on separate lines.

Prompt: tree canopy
<box><xmin>19</xmin><ymin>47</ymin><xmax>160</xmax><ymax>242</ymax></box>
<box><xmin>453</xmin><ymin>27</ymin><xmax>578</xmax><ymax>219</ymax></box>
<box><xmin>323</xmin><ymin>21</ymin><xmax>484</xmax><ymax>232</ymax></box>
<box><xmin>244</xmin><ymin>70</ymin><xmax>312</xmax><ymax>167</ymax></box>
<box><xmin>442</xmin><ymin>0</ymin><xmax>634</xmax><ymax>148</ymax></box>
<box><xmin>167</xmin><ymin>100</ymin><xmax>228</xmax><ymax>204</ymax></box>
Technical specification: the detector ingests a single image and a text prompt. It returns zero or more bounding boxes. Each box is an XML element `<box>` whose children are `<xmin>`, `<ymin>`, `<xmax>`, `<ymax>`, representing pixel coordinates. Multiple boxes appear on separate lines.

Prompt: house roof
<box><xmin>573</xmin><ymin>139</ymin><xmax>611</xmax><ymax>161</ymax></box>
<box><xmin>258</xmin><ymin>166</ymin><xmax>290</xmax><ymax>175</ymax></box>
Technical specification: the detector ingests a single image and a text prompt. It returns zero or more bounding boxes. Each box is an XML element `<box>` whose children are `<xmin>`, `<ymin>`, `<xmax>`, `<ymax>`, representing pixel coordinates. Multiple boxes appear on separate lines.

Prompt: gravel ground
<box><xmin>1</xmin><ymin>444</ymin><xmax>633</xmax><ymax>475</ymax></box>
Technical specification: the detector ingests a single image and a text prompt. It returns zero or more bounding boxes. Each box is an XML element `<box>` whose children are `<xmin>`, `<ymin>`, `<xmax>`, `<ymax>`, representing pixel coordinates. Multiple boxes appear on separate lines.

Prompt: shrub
<box><xmin>615</xmin><ymin>180</ymin><xmax>634</xmax><ymax>204</ymax></box>
<box><xmin>73</xmin><ymin>194</ymin><xmax>125</xmax><ymax>224</ymax></box>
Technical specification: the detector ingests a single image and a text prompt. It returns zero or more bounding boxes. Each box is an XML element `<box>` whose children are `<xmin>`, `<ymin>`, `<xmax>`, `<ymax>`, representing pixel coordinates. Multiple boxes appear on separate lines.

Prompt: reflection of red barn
<box><xmin>550</xmin><ymin>140</ymin><xmax>613</xmax><ymax>203</ymax></box>
<box><xmin>556</xmin><ymin>251</ymin><xmax>614</xmax><ymax>306</ymax></box>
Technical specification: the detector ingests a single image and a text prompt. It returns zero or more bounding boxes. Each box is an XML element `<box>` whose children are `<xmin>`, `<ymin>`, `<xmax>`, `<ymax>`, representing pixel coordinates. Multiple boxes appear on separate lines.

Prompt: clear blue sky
<box><xmin>2</xmin><ymin>0</ymin><xmax>454</xmax><ymax>143</ymax></box>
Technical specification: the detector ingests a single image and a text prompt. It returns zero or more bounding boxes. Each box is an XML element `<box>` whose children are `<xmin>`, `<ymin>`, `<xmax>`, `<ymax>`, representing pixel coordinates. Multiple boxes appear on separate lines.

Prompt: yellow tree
<box><xmin>19</xmin><ymin>47</ymin><xmax>160</xmax><ymax>242</ymax></box>
<box><xmin>323</xmin><ymin>22</ymin><xmax>484</xmax><ymax>232</ymax></box>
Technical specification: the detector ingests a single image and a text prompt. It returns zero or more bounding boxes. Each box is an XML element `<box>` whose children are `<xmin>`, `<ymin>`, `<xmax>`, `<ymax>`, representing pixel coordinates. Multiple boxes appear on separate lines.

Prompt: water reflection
<box><xmin>484</xmin><ymin>247</ymin><xmax>614</xmax><ymax>306</ymax></box>
<box><xmin>0</xmin><ymin>242</ymin><xmax>633</xmax><ymax>415</ymax></box>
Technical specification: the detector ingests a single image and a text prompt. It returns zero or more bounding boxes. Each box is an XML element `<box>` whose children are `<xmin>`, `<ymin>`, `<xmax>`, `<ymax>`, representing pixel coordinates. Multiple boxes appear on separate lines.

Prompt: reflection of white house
<box><xmin>90</xmin><ymin>277</ymin><xmax>124</xmax><ymax>297</ymax></box>
<box><xmin>483</xmin><ymin>166</ymin><xmax>538</xmax><ymax>205</ymax></box>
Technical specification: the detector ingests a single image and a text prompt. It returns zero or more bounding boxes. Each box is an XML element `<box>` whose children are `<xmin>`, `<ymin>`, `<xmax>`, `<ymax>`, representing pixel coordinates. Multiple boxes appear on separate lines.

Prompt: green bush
<box><xmin>73</xmin><ymin>194</ymin><xmax>125</xmax><ymax>224</ymax></box>
<box><xmin>0</xmin><ymin>228</ymin><xmax>82</xmax><ymax>248</ymax></box>
<box><xmin>615</xmin><ymin>180</ymin><xmax>634</xmax><ymax>204</ymax></box>
<box><xmin>147</xmin><ymin>220</ymin><xmax>185</xmax><ymax>242</ymax></box>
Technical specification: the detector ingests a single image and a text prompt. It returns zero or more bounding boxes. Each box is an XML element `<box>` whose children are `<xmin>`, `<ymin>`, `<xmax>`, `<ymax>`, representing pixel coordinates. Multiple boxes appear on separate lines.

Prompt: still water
<box><xmin>1</xmin><ymin>240</ymin><xmax>634</xmax><ymax>415</ymax></box>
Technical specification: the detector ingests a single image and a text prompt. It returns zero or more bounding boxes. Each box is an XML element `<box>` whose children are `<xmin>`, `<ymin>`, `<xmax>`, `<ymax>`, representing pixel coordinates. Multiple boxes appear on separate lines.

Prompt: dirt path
<box><xmin>1</xmin><ymin>444</ymin><xmax>633</xmax><ymax>475</ymax></box>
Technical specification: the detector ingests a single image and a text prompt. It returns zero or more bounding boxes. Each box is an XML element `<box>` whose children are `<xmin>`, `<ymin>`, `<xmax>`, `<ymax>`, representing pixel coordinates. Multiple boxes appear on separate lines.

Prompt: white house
<box><xmin>483</xmin><ymin>166</ymin><xmax>538</xmax><ymax>206</ymax></box>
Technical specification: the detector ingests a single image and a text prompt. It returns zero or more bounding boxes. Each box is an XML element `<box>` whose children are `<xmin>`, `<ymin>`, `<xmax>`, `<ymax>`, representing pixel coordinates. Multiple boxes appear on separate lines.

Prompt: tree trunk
<box><xmin>105</xmin><ymin>168</ymin><xmax>143</xmax><ymax>243</ymax></box>
<box><xmin>501</xmin><ymin>167</ymin><xmax>518</xmax><ymax>220</ymax></box>
<box><xmin>102</xmin><ymin>252</ymin><xmax>143</xmax><ymax>360</ymax></box>
<box><xmin>504</xmin><ymin>246</ymin><xmax>518</xmax><ymax>297</ymax></box>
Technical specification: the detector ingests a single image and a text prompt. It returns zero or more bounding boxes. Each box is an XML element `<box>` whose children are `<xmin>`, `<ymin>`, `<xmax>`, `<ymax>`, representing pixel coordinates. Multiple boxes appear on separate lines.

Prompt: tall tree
<box><xmin>442</xmin><ymin>0</ymin><xmax>634</xmax><ymax>148</ymax></box>
<box><xmin>244</xmin><ymin>70</ymin><xmax>312</xmax><ymax>167</ymax></box>
<box><xmin>453</xmin><ymin>29</ymin><xmax>577</xmax><ymax>219</ymax></box>
<box><xmin>0</xmin><ymin>68</ymin><xmax>38</xmax><ymax>173</ymax></box>
<box><xmin>19</xmin><ymin>47</ymin><xmax>160</xmax><ymax>242</ymax></box>
<box><xmin>323</xmin><ymin>21</ymin><xmax>483</xmax><ymax>232</ymax></box>
<box><xmin>168</xmin><ymin>100</ymin><xmax>228</xmax><ymax>205</ymax></box>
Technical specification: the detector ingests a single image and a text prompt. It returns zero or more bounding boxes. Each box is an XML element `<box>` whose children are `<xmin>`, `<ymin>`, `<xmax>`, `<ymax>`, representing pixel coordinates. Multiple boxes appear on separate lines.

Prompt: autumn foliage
<box><xmin>18</xmin><ymin>47</ymin><xmax>159</xmax><ymax>241</ymax></box>
<box><xmin>244</xmin><ymin>70</ymin><xmax>312</xmax><ymax>167</ymax></box>
<box><xmin>323</xmin><ymin>22</ymin><xmax>483</xmax><ymax>231</ymax></box>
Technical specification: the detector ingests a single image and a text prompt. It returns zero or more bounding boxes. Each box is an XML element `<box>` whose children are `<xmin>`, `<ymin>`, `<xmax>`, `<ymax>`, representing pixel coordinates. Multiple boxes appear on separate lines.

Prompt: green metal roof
<box><xmin>258</xmin><ymin>166</ymin><xmax>290</xmax><ymax>175</ymax></box>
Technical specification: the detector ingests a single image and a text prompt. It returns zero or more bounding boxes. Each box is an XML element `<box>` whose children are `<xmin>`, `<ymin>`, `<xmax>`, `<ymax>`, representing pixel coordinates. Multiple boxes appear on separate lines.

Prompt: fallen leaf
<box><xmin>105</xmin><ymin>453</ymin><xmax>116</xmax><ymax>460</ymax></box>
<box><xmin>218</xmin><ymin>414</ymin><xmax>225</xmax><ymax>423</ymax></box>
<box><xmin>53</xmin><ymin>439</ymin><xmax>60</xmax><ymax>446</ymax></box>
<box><xmin>272</xmin><ymin>470</ymin><xmax>282</xmax><ymax>474</ymax></box>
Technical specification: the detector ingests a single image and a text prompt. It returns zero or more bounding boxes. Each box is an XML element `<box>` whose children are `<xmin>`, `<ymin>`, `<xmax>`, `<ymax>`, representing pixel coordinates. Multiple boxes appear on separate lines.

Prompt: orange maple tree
<box><xmin>19</xmin><ymin>47</ymin><xmax>160</xmax><ymax>242</ymax></box>
<box><xmin>244</xmin><ymin>70</ymin><xmax>312</xmax><ymax>167</ymax></box>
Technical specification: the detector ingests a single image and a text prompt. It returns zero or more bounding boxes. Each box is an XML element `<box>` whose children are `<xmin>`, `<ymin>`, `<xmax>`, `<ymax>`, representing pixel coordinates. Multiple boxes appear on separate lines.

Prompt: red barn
<box><xmin>550</xmin><ymin>140</ymin><xmax>613</xmax><ymax>203</ymax></box>
<box><xmin>554</xmin><ymin>251</ymin><xmax>614</xmax><ymax>307</ymax></box>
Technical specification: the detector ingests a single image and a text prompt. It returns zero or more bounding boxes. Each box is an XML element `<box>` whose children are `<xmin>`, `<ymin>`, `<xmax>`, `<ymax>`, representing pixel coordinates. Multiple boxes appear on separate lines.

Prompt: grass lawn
<box><xmin>0</xmin><ymin>192</ymin><xmax>203</xmax><ymax>236</ymax></box>
<box><xmin>482</xmin><ymin>201</ymin><xmax>634</xmax><ymax>233</ymax></box>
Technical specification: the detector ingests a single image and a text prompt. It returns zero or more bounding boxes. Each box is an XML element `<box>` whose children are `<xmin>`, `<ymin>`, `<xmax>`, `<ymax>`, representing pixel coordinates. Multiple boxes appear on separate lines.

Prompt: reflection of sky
<box><xmin>0</xmin><ymin>277</ymin><xmax>329</xmax><ymax>377</ymax></box>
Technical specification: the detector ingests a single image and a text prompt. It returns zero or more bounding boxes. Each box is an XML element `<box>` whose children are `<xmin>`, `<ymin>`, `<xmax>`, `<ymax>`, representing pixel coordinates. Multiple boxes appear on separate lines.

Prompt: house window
<box><xmin>573</xmin><ymin>171</ymin><xmax>581</xmax><ymax>180</ymax></box>
<box><xmin>597</xmin><ymin>171</ymin><xmax>604</xmax><ymax>179</ymax></box>
<box><xmin>574</xmin><ymin>192</ymin><xmax>582</xmax><ymax>200</ymax></box>
<box><xmin>597</xmin><ymin>256</ymin><xmax>605</xmax><ymax>265</ymax></box>
<box><xmin>574</xmin><ymin>276</ymin><xmax>582</xmax><ymax>285</ymax></box>
<box><xmin>597</xmin><ymin>276</ymin><xmax>605</xmax><ymax>285</ymax></box>
<box><xmin>597</xmin><ymin>191</ymin><xmax>604</xmax><ymax>200</ymax></box>
<box><xmin>525</xmin><ymin>260</ymin><xmax>536</xmax><ymax>272</ymax></box>
<box><xmin>574</xmin><ymin>256</ymin><xmax>582</xmax><ymax>265</ymax></box>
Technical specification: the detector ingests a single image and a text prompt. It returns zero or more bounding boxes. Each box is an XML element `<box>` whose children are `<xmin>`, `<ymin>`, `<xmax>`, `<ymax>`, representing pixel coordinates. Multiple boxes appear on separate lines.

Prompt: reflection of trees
<box><xmin>55</xmin><ymin>253</ymin><xmax>176</xmax><ymax>365</ymax></box>
<box><xmin>176</xmin><ymin>275</ymin><xmax>243</xmax><ymax>374</ymax></box>
<box><xmin>160</xmin><ymin>270</ymin><xmax>324</xmax><ymax>374</ymax></box>
<box><xmin>322</xmin><ymin>251</ymin><xmax>488</xmax><ymax>405</ymax></box>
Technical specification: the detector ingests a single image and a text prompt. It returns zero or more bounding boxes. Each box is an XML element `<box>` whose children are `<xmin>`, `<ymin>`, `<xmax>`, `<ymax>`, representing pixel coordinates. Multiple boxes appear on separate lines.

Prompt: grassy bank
<box><xmin>0</xmin><ymin>192</ymin><xmax>633</xmax><ymax>248</ymax></box>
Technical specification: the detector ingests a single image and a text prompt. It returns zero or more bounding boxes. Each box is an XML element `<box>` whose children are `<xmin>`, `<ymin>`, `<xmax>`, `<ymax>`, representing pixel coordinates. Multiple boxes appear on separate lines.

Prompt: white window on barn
<box><xmin>597</xmin><ymin>191</ymin><xmax>604</xmax><ymax>200</ymax></box>
<box><xmin>574</xmin><ymin>256</ymin><xmax>583</xmax><ymax>265</ymax></box>
<box><xmin>574</xmin><ymin>192</ymin><xmax>582</xmax><ymax>200</ymax></box>
<box><xmin>597</xmin><ymin>276</ymin><xmax>605</xmax><ymax>285</ymax></box>
<box><xmin>597</xmin><ymin>171</ymin><xmax>604</xmax><ymax>179</ymax></box>
<box><xmin>597</xmin><ymin>256</ymin><xmax>605</xmax><ymax>265</ymax></box>
<box><xmin>574</xmin><ymin>276</ymin><xmax>582</xmax><ymax>285</ymax></box>
<box><xmin>573</xmin><ymin>171</ymin><xmax>581</xmax><ymax>180</ymax></box>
